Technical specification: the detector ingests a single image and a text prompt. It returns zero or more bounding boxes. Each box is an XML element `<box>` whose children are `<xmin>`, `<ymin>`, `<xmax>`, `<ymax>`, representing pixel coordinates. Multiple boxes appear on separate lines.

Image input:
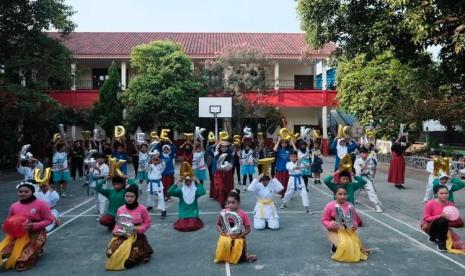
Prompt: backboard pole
<box><xmin>214</xmin><ymin>114</ymin><xmax>218</xmax><ymax>139</ymax></box>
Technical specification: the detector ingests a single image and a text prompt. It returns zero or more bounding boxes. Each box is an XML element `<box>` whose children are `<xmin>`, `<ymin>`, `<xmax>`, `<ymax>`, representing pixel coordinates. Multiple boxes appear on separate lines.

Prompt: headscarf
<box><xmin>125</xmin><ymin>184</ymin><xmax>139</xmax><ymax>210</ymax></box>
<box><xmin>336</xmin><ymin>138</ymin><xmax>348</xmax><ymax>159</ymax></box>
<box><xmin>181</xmin><ymin>180</ymin><xmax>197</xmax><ymax>205</ymax></box>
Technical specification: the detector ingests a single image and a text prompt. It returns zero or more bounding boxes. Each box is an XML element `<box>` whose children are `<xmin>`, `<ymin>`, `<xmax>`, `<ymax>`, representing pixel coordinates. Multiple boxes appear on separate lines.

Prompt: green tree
<box><xmin>120</xmin><ymin>41</ymin><xmax>206</xmax><ymax>132</ymax></box>
<box><xmin>200</xmin><ymin>45</ymin><xmax>275</xmax><ymax>133</ymax></box>
<box><xmin>93</xmin><ymin>62</ymin><xmax>123</xmax><ymax>136</ymax></box>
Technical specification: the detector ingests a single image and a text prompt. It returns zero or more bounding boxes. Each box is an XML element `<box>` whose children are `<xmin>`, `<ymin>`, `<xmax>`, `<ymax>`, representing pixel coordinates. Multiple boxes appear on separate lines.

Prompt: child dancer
<box><xmin>105</xmin><ymin>185</ymin><xmax>153</xmax><ymax>270</ymax></box>
<box><xmin>311</xmin><ymin>148</ymin><xmax>323</xmax><ymax>184</ymax></box>
<box><xmin>297</xmin><ymin>141</ymin><xmax>312</xmax><ymax>191</ymax></box>
<box><xmin>52</xmin><ymin>141</ymin><xmax>70</xmax><ymax>196</ymax></box>
<box><xmin>17</xmin><ymin>157</ymin><xmax>43</xmax><ymax>182</ymax></box>
<box><xmin>206</xmin><ymin>140</ymin><xmax>218</xmax><ymax>198</ymax></box>
<box><xmin>354</xmin><ymin>147</ymin><xmax>383</xmax><ymax>212</ymax></box>
<box><xmin>422</xmin><ymin>185</ymin><xmax>465</xmax><ymax>253</ymax></box>
<box><xmin>112</xmin><ymin>141</ymin><xmax>128</xmax><ymax>176</ymax></box>
<box><xmin>146</xmin><ymin>153</ymin><xmax>167</xmax><ymax>219</ymax></box>
<box><xmin>424</xmin><ymin>150</ymin><xmax>440</xmax><ymax>203</ymax></box>
<box><xmin>233</xmin><ymin>143</ymin><xmax>242</xmax><ymax>184</ymax></box>
<box><xmin>180</xmin><ymin>140</ymin><xmax>193</xmax><ymax>165</ymax></box>
<box><xmin>136</xmin><ymin>143</ymin><xmax>149</xmax><ymax>191</ymax></box>
<box><xmin>193</xmin><ymin>141</ymin><xmax>207</xmax><ymax>185</ymax></box>
<box><xmin>88</xmin><ymin>153</ymin><xmax>110</xmax><ymax>215</ymax></box>
<box><xmin>324</xmin><ymin>171</ymin><xmax>367</xmax><ymax>205</ymax></box>
<box><xmin>213</xmin><ymin>141</ymin><xmax>235</xmax><ymax>208</ymax></box>
<box><xmin>240</xmin><ymin>142</ymin><xmax>256</xmax><ymax>191</ymax></box>
<box><xmin>160</xmin><ymin>143</ymin><xmax>176</xmax><ymax>201</ymax></box>
<box><xmin>215</xmin><ymin>189</ymin><xmax>257</xmax><ymax>264</ymax></box>
<box><xmin>331</xmin><ymin>138</ymin><xmax>358</xmax><ymax>171</ymax></box>
<box><xmin>95</xmin><ymin>177</ymin><xmax>129</xmax><ymax>230</ymax></box>
<box><xmin>281</xmin><ymin>150</ymin><xmax>311</xmax><ymax>213</ymax></box>
<box><xmin>168</xmin><ymin>165</ymin><xmax>206</xmax><ymax>232</ymax></box>
<box><xmin>322</xmin><ymin>186</ymin><xmax>369</xmax><ymax>262</ymax></box>
<box><xmin>273</xmin><ymin>137</ymin><xmax>297</xmax><ymax>198</ymax></box>
<box><xmin>0</xmin><ymin>183</ymin><xmax>54</xmax><ymax>271</ymax></box>
<box><xmin>34</xmin><ymin>181</ymin><xmax>61</xmax><ymax>232</ymax></box>
<box><xmin>248</xmin><ymin>175</ymin><xmax>283</xmax><ymax>230</ymax></box>
<box><xmin>432</xmin><ymin>173</ymin><xmax>465</xmax><ymax>203</ymax></box>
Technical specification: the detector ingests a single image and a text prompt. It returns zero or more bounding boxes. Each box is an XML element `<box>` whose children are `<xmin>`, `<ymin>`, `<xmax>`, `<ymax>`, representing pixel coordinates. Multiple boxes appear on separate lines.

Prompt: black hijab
<box><xmin>125</xmin><ymin>185</ymin><xmax>139</xmax><ymax>210</ymax></box>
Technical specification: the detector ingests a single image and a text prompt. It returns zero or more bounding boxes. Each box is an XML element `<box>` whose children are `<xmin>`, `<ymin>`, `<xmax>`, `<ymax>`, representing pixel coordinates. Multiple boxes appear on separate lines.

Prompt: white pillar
<box><xmin>313</xmin><ymin>61</ymin><xmax>318</xmax><ymax>89</ymax></box>
<box><xmin>274</xmin><ymin>62</ymin><xmax>279</xmax><ymax>90</ymax></box>
<box><xmin>19</xmin><ymin>70</ymin><xmax>26</xmax><ymax>87</ymax></box>
<box><xmin>322</xmin><ymin>59</ymin><xmax>328</xmax><ymax>90</ymax></box>
<box><xmin>71</xmin><ymin>63</ymin><xmax>76</xmax><ymax>90</ymax></box>
<box><xmin>322</xmin><ymin>106</ymin><xmax>328</xmax><ymax>139</ymax></box>
<box><xmin>121</xmin><ymin>61</ymin><xmax>127</xmax><ymax>90</ymax></box>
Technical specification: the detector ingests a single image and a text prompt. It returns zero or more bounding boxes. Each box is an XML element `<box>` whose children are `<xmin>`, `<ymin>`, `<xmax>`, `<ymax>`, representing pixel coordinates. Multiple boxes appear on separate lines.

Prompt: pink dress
<box><xmin>113</xmin><ymin>204</ymin><xmax>152</xmax><ymax>235</ymax></box>
<box><xmin>9</xmin><ymin>199</ymin><xmax>54</xmax><ymax>231</ymax></box>
<box><xmin>321</xmin><ymin>200</ymin><xmax>361</xmax><ymax>230</ymax></box>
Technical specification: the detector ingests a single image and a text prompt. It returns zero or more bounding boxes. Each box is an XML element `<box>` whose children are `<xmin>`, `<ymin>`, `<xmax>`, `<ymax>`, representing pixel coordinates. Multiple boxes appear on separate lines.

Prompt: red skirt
<box><xmin>214</xmin><ymin>170</ymin><xmax>234</xmax><ymax>207</ymax></box>
<box><xmin>388</xmin><ymin>152</ymin><xmax>405</xmax><ymax>185</ymax></box>
<box><xmin>209</xmin><ymin>171</ymin><xmax>215</xmax><ymax>198</ymax></box>
<box><xmin>162</xmin><ymin>174</ymin><xmax>174</xmax><ymax>198</ymax></box>
<box><xmin>173</xmin><ymin>218</ymin><xmax>204</xmax><ymax>232</ymax></box>
<box><xmin>275</xmin><ymin>171</ymin><xmax>289</xmax><ymax>197</ymax></box>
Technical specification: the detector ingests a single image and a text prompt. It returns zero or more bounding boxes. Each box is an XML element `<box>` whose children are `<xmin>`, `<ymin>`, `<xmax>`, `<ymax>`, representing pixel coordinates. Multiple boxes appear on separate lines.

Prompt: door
<box><xmin>294</xmin><ymin>75</ymin><xmax>314</xmax><ymax>90</ymax></box>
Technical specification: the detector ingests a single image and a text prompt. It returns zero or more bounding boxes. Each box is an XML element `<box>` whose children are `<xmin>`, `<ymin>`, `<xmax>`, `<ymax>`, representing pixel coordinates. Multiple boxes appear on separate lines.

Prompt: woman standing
<box><xmin>388</xmin><ymin>135</ymin><xmax>409</xmax><ymax>189</ymax></box>
<box><xmin>70</xmin><ymin>141</ymin><xmax>84</xmax><ymax>181</ymax></box>
<box><xmin>0</xmin><ymin>183</ymin><xmax>54</xmax><ymax>271</ymax></box>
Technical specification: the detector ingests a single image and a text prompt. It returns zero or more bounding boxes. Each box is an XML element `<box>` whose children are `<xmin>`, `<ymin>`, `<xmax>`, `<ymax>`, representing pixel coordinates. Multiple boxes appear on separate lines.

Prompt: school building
<box><xmin>46</xmin><ymin>32</ymin><xmax>339</xmax><ymax>152</ymax></box>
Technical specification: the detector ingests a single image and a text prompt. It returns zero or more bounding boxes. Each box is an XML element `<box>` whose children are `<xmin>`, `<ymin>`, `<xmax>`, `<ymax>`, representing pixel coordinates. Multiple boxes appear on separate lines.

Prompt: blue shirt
<box><xmin>275</xmin><ymin>148</ymin><xmax>290</xmax><ymax>172</ymax></box>
<box><xmin>157</xmin><ymin>143</ymin><xmax>176</xmax><ymax>176</ymax></box>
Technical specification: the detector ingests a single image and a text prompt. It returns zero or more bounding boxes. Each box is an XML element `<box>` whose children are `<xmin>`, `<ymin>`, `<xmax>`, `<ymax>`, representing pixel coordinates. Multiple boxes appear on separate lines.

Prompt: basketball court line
<box><xmin>48</xmin><ymin>205</ymin><xmax>95</xmax><ymax>236</ymax></box>
<box><xmin>58</xmin><ymin>197</ymin><xmax>94</xmax><ymax>216</ymax></box>
<box><xmin>309</xmin><ymin>185</ymin><xmax>465</xmax><ymax>270</ymax></box>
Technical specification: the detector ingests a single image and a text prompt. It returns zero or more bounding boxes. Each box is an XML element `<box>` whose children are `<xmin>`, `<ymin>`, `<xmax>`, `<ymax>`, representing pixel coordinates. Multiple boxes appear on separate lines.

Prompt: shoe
<box><xmin>161</xmin><ymin>211</ymin><xmax>167</xmax><ymax>219</ymax></box>
<box><xmin>400</xmin><ymin>185</ymin><xmax>406</xmax><ymax>189</ymax></box>
<box><xmin>147</xmin><ymin>206</ymin><xmax>153</xmax><ymax>211</ymax></box>
<box><xmin>61</xmin><ymin>192</ymin><xmax>67</xmax><ymax>197</ymax></box>
<box><xmin>306</xmin><ymin>208</ymin><xmax>313</xmax><ymax>215</ymax></box>
<box><xmin>375</xmin><ymin>205</ymin><xmax>383</xmax><ymax>213</ymax></box>
<box><xmin>428</xmin><ymin>237</ymin><xmax>437</xmax><ymax>243</ymax></box>
<box><xmin>395</xmin><ymin>185</ymin><xmax>402</xmax><ymax>189</ymax></box>
<box><xmin>78</xmin><ymin>177</ymin><xmax>82</xmax><ymax>181</ymax></box>
<box><xmin>242</xmin><ymin>186</ymin><xmax>247</xmax><ymax>192</ymax></box>
<box><xmin>437</xmin><ymin>241</ymin><xmax>447</xmax><ymax>252</ymax></box>
<box><xmin>280</xmin><ymin>203</ymin><xmax>286</xmax><ymax>209</ymax></box>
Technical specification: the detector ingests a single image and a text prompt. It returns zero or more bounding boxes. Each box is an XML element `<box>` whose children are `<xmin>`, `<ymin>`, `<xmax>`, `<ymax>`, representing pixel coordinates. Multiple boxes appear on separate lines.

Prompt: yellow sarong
<box><xmin>257</xmin><ymin>199</ymin><xmax>275</xmax><ymax>219</ymax></box>
<box><xmin>214</xmin><ymin>235</ymin><xmax>244</xmax><ymax>264</ymax></box>
<box><xmin>329</xmin><ymin>229</ymin><xmax>368</xmax><ymax>263</ymax></box>
<box><xmin>0</xmin><ymin>234</ymin><xmax>29</xmax><ymax>269</ymax></box>
<box><xmin>446</xmin><ymin>231</ymin><xmax>465</xmax><ymax>255</ymax></box>
<box><xmin>105</xmin><ymin>233</ymin><xmax>137</xmax><ymax>271</ymax></box>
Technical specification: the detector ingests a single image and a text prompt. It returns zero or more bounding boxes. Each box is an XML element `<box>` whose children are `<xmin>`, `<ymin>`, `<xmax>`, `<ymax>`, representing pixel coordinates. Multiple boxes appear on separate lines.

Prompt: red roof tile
<box><xmin>49</xmin><ymin>32</ymin><xmax>336</xmax><ymax>59</ymax></box>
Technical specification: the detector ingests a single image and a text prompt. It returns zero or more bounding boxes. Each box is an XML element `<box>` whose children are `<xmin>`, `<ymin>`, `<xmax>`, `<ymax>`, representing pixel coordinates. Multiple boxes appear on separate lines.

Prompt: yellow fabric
<box><xmin>0</xmin><ymin>234</ymin><xmax>30</xmax><ymax>269</ymax></box>
<box><xmin>446</xmin><ymin>231</ymin><xmax>465</xmax><ymax>255</ymax></box>
<box><xmin>105</xmin><ymin>234</ymin><xmax>137</xmax><ymax>271</ymax></box>
<box><xmin>257</xmin><ymin>199</ymin><xmax>275</xmax><ymax>219</ymax></box>
<box><xmin>214</xmin><ymin>235</ymin><xmax>244</xmax><ymax>264</ymax></box>
<box><xmin>331</xmin><ymin>229</ymin><xmax>368</xmax><ymax>263</ymax></box>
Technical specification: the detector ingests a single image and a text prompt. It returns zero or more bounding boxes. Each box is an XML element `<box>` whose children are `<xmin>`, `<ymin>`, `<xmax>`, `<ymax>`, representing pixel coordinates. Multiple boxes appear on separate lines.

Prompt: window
<box><xmin>294</xmin><ymin>75</ymin><xmax>314</xmax><ymax>90</ymax></box>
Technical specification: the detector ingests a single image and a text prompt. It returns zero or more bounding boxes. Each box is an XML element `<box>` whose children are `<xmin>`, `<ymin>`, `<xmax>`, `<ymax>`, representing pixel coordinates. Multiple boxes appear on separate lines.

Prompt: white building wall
<box><xmin>279</xmin><ymin>63</ymin><xmax>313</xmax><ymax>81</ymax></box>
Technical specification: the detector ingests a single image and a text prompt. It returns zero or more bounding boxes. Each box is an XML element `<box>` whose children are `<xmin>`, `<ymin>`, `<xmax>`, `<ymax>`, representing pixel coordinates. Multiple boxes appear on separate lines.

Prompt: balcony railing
<box><xmin>265</xmin><ymin>78</ymin><xmax>336</xmax><ymax>90</ymax></box>
<box><xmin>75</xmin><ymin>79</ymin><xmax>93</xmax><ymax>89</ymax></box>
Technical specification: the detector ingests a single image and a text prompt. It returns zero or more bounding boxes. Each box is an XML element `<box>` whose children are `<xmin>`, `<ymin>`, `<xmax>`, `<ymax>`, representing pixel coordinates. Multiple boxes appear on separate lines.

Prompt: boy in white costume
<box><xmin>34</xmin><ymin>182</ymin><xmax>61</xmax><ymax>232</ymax></box>
<box><xmin>146</xmin><ymin>151</ymin><xmax>167</xmax><ymax>219</ymax></box>
<box><xmin>281</xmin><ymin>151</ymin><xmax>311</xmax><ymax>214</ymax></box>
<box><xmin>354</xmin><ymin>147</ymin><xmax>383</xmax><ymax>212</ymax></box>
<box><xmin>17</xmin><ymin>157</ymin><xmax>44</xmax><ymax>182</ymax></box>
<box><xmin>248</xmin><ymin>174</ymin><xmax>284</xmax><ymax>230</ymax></box>
<box><xmin>423</xmin><ymin>150</ymin><xmax>440</xmax><ymax>203</ymax></box>
<box><xmin>88</xmin><ymin>153</ymin><xmax>109</xmax><ymax>215</ymax></box>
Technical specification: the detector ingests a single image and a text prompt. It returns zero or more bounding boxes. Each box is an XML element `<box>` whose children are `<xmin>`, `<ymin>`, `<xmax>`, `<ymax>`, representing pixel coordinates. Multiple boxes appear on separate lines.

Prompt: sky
<box><xmin>65</xmin><ymin>0</ymin><xmax>302</xmax><ymax>33</ymax></box>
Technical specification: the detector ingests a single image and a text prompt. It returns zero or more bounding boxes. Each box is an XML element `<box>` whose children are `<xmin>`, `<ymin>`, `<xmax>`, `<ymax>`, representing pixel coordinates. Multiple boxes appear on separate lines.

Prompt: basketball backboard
<box><xmin>198</xmin><ymin>97</ymin><xmax>232</xmax><ymax>118</ymax></box>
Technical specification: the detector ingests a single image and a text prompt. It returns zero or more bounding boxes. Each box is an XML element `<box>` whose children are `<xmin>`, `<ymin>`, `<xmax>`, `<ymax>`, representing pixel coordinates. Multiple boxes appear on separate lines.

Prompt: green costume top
<box><xmin>95</xmin><ymin>179</ymin><xmax>127</xmax><ymax>217</ymax></box>
<box><xmin>323</xmin><ymin>175</ymin><xmax>367</xmax><ymax>204</ymax></box>
<box><xmin>432</xmin><ymin>178</ymin><xmax>465</xmax><ymax>202</ymax></box>
<box><xmin>168</xmin><ymin>183</ymin><xmax>206</xmax><ymax>219</ymax></box>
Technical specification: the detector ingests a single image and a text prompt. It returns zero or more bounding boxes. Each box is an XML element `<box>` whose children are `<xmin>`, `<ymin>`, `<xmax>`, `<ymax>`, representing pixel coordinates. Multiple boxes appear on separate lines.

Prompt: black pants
<box><xmin>429</xmin><ymin>217</ymin><xmax>449</xmax><ymax>242</ymax></box>
<box><xmin>132</xmin><ymin>155</ymin><xmax>139</xmax><ymax>174</ymax></box>
<box><xmin>302</xmin><ymin>175</ymin><xmax>309</xmax><ymax>189</ymax></box>
<box><xmin>258</xmin><ymin>164</ymin><xmax>263</xmax><ymax>175</ymax></box>
<box><xmin>70</xmin><ymin>158</ymin><xmax>83</xmax><ymax>178</ymax></box>
<box><xmin>235</xmin><ymin>163</ymin><xmax>241</xmax><ymax>183</ymax></box>
<box><xmin>242</xmin><ymin>175</ymin><xmax>253</xmax><ymax>186</ymax></box>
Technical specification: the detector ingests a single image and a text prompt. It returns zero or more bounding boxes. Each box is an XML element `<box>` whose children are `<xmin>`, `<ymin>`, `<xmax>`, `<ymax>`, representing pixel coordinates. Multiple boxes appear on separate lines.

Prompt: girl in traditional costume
<box><xmin>168</xmin><ymin>163</ymin><xmax>206</xmax><ymax>232</ymax></box>
<box><xmin>331</xmin><ymin>138</ymin><xmax>358</xmax><ymax>172</ymax></box>
<box><xmin>321</xmin><ymin>186</ymin><xmax>370</xmax><ymax>262</ymax></box>
<box><xmin>248</xmin><ymin>175</ymin><xmax>283</xmax><ymax>230</ymax></box>
<box><xmin>0</xmin><ymin>183</ymin><xmax>54</xmax><ymax>271</ymax></box>
<box><xmin>422</xmin><ymin>185</ymin><xmax>465</xmax><ymax>253</ymax></box>
<box><xmin>213</xmin><ymin>141</ymin><xmax>235</xmax><ymax>208</ymax></box>
<box><xmin>105</xmin><ymin>185</ymin><xmax>153</xmax><ymax>270</ymax></box>
<box><xmin>214</xmin><ymin>190</ymin><xmax>257</xmax><ymax>264</ymax></box>
<box><xmin>160</xmin><ymin>143</ymin><xmax>176</xmax><ymax>201</ymax></box>
<box><xmin>273</xmin><ymin>137</ymin><xmax>297</xmax><ymax>198</ymax></box>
